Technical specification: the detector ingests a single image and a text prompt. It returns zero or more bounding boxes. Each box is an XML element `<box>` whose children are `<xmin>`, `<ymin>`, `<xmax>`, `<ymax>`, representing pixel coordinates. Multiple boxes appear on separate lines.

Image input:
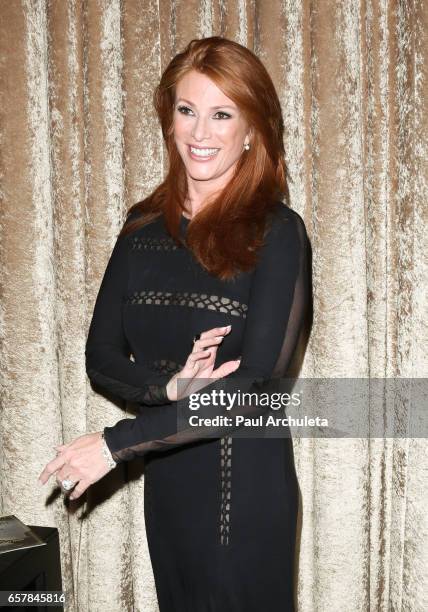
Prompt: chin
<box><xmin>185</xmin><ymin>163</ymin><xmax>219</xmax><ymax>177</ymax></box>
<box><xmin>187</xmin><ymin>172</ymin><xmax>217</xmax><ymax>182</ymax></box>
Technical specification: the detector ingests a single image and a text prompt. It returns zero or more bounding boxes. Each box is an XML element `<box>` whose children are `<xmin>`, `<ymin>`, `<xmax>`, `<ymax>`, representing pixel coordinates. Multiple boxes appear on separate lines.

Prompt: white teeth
<box><xmin>190</xmin><ymin>147</ymin><xmax>219</xmax><ymax>157</ymax></box>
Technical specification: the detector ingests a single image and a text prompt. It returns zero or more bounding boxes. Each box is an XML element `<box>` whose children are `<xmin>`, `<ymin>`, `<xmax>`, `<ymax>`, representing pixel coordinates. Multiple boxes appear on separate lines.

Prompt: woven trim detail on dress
<box><xmin>124</xmin><ymin>291</ymin><xmax>248</xmax><ymax>318</ymax></box>
<box><xmin>220</xmin><ymin>436</ymin><xmax>233</xmax><ymax>546</ymax></box>
<box><xmin>131</xmin><ymin>235</ymin><xmax>179</xmax><ymax>251</ymax></box>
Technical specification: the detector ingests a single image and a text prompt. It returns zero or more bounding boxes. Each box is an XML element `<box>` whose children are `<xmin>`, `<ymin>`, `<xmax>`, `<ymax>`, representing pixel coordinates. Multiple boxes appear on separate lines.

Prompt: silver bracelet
<box><xmin>101</xmin><ymin>433</ymin><xmax>117</xmax><ymax>469</ymax></box>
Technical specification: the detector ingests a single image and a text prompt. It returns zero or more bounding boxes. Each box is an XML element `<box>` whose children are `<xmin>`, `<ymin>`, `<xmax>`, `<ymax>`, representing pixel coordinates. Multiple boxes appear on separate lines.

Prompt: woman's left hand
<box><xmin>37</xmin><ymin>432</ymin><xmax>114</xmax><ymax>500</ymax></box>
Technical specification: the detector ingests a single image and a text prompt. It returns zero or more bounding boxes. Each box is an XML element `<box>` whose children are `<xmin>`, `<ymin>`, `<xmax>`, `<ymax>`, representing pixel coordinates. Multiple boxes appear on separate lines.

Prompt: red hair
<box><xmin>121</xmin><ymin>36</ymin><xmax>290</xmax><ymax>280</ymax></box>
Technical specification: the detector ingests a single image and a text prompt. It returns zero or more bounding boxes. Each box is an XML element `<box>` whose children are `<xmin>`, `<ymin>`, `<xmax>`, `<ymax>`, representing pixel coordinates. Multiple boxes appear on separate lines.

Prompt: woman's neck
<box><xmin>184</xmin><ymin>190</ymin><xmax>220</xmax><ymax>219</ymax></box>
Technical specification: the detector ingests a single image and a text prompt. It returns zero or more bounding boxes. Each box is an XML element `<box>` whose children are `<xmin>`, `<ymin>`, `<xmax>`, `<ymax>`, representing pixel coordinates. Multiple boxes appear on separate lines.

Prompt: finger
<box><xmin>38</xmin><ymin>454</ymin><xmax>68</xmax><ymax>485</ymax></box>
<box><xmin>194</xmin><ymin>325</ymin><xmax>231</xmax><ymax>344</ymax></box>
<box><xmin>187</xmin><ymin>348</ymin><xmax>212</xmax><ymax>364</ymax></box>
<box><xmin>55</xmin><ymin>467</ymin><xmax>71</xmax><ymax>482</ymax></box>
<box><xmin>211</xmin><ymin>358</ymin><xmax>241</xmax><ymax>379</ymax></box>
<box><xmin>56</xmin><ymin>475</ymin><xmax>78</xmax><ymax>491</ymax></box>
<box><xmin>68</xmin><ymin>481</ymin><xmax>89</xmax><ymax>501</ymax></box>
<box><xmin>187</xmin><ymin>349</ymin><xmax>218</xmax><ymax>372</ymax></box>
<box><xmin>205</xmin><ymin>325</ymin><xmax>232</xmax><ymax>338</ymax></box>
<box><xmin>192</xmin><ymin>335</ymin><xmax>225</xmax><ymax>352</ymax></box>
<box><xmin>55</xmin><ymin>465</ymin><xmax>78</xmax><ymax>482</ymax></box>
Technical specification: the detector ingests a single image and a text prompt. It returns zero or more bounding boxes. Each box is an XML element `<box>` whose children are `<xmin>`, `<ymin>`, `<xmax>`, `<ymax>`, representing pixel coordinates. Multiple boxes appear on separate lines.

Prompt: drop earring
<box><xmin>243</xmin><ymin>142</ymin><xmax>250</xmax><ymax>151</ymax></box>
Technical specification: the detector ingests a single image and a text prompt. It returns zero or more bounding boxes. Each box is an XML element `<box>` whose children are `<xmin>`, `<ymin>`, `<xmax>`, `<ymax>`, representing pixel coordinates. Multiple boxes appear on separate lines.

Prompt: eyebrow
<box><xmin>176</xmin><ymin>98</ymin><xmax>237</xmax><ymax>110</ymax></box>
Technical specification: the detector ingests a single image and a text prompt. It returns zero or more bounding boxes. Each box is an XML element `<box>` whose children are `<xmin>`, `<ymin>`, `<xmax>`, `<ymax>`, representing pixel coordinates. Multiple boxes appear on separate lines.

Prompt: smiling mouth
<box><xmin>188</xmin><ymin>145</ymin><xmax>220</xmax><ymax>160</ymax></box>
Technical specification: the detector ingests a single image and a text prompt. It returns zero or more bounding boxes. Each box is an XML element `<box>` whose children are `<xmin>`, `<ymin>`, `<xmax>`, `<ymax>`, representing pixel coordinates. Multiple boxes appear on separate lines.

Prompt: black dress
<box><xmin>85</xmin><ymin>201</ymin><xmax>310</xmax><ymax>612</ymax></box>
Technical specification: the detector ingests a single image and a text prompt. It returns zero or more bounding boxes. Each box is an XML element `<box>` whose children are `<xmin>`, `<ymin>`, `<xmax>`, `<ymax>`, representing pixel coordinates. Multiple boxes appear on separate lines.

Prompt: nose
<box><xmin>191</xmin><ymin>115</ymin><xmax>211</xmax><ymax>141</ymax></box>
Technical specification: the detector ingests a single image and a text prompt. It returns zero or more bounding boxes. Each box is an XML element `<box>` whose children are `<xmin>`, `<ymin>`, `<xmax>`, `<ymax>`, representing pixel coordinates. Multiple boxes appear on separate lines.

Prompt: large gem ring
<box><xmin>61</xmin><ymin>479</ymin><xmax>75</xmax><ymax>491</ymax></box>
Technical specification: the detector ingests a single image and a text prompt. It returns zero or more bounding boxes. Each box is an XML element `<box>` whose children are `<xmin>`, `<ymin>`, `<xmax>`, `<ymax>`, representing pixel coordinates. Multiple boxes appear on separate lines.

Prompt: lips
<box><xmin>187</xmin><ymin>145</ymin><xmax>220</xmax><ymax>162</ymax></box>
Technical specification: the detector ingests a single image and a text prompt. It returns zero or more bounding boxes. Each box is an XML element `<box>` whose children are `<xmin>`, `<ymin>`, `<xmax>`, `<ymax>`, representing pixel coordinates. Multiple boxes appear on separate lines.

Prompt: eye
<box><xmin>214</xmin><ymin>111</ymin><xmax>231</xmax><ymax>120</ymax></box>
<box><xmin>176</xmin><ymin>105</ymin><xmax>194</xmax><ymax>115</ymax></box>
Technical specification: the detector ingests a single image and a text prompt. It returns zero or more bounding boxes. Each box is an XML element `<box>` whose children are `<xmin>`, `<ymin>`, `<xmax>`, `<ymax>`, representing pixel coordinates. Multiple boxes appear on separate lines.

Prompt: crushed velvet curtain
<box><xmin>0</xmin><ymin>1</ymin><xmax>426</xmax><ymax>610</ymax></box>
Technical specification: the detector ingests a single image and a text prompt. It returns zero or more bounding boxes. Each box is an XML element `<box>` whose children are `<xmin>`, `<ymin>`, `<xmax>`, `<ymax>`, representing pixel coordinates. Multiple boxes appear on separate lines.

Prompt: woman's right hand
<box><xmin>165</xmin><ymin>325</ymin><xmax>241</xmax><ymax>401</ymax></box>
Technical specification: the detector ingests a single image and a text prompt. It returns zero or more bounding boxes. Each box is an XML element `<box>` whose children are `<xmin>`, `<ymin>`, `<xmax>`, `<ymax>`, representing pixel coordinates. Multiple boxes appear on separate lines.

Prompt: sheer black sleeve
<box><xmin>103</xmin><ymin>207</ymin><xmax>311</xmax><ymax>464</ymax></box>
<box><xmin>85</xmin><ymin>219</ymin><xmax>173</xmax><ymax>406</ymax></box>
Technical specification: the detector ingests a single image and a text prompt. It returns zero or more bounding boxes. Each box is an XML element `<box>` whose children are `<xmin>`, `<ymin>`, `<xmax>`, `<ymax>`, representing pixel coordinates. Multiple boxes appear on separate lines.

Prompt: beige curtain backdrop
<box><xmin>0</xmin><ymin>1</ymin><xmax>427</xmax><ymax>610</ymax></box>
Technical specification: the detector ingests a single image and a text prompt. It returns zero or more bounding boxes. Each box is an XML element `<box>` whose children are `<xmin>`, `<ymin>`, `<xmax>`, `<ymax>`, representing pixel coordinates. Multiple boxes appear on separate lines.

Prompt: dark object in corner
<box><xmin>0</xmin><ymin>525</ymin><xmax>62</xmax><ymax>611</ymax></box>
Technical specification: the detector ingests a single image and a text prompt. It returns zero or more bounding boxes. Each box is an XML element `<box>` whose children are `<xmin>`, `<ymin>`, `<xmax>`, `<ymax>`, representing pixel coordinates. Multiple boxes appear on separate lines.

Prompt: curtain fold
<box><xmin>0</xmin><ymin>1</ymin><xmax>426</xmax><ymax>610</ymax></box>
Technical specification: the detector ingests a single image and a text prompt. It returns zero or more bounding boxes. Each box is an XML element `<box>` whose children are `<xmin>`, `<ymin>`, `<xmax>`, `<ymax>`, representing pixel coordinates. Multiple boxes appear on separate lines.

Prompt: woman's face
<box><xmin>173</xmin><ymin>70</ymin><xmax>251</xmax><ymax>191</ymax></box>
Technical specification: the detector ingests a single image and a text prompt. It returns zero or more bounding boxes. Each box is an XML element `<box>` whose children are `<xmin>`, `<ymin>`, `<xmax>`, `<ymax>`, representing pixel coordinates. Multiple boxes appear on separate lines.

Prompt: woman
<box><xmin>39</xmin><ymin>36</ymin><xmax>310</xmax><ymax>611</ymax></box>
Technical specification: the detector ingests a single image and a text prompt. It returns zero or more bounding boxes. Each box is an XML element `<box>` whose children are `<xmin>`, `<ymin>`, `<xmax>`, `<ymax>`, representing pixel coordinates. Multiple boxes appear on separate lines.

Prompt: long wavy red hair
<box><xmin>120</xmin><ymin>36</ymin><xmax>289</xmax><ymax>280</ymax></box>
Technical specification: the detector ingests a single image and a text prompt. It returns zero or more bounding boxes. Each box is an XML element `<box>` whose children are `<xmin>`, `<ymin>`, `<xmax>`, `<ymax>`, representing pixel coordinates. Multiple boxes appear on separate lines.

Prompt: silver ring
<box><xmin>61</xmin><ymin>479</ymin><xmax>75</xmax><ymax>491</ymax></box>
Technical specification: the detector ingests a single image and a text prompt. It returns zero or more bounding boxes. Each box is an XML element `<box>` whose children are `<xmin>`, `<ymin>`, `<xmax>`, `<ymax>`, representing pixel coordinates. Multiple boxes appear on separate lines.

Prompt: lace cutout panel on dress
<box><xmin>220</xmin><ymin>436</ymin><xmax>233</xmax><ymax>546</ymax></box>
<box><xmin>125</xmin><ymin>291</ymin><xmax>248</xmax><ymax>318</ymax></box>
<box><xmin>150</xmin><ymin>359</ymin><xmax>183</xmax><ymax>375</ymax></box>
